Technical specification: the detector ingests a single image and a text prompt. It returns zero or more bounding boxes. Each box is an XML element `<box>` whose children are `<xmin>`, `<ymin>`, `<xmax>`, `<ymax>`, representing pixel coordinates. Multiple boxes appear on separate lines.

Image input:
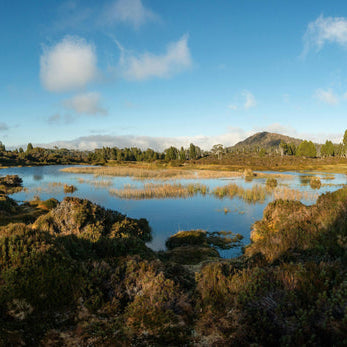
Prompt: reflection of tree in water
<box><xmin>33</xmin><ymin>175</ymin><xmax>43</xmax><ymax>181</ymax></box>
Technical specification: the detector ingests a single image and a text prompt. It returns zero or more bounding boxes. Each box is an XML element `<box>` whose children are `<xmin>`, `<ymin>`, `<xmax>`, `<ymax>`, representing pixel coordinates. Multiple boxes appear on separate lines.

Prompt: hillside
<box><xmin>232</xmin><ymin>131</ymin><xmax>303</xmax><ymax>150</ymax></box>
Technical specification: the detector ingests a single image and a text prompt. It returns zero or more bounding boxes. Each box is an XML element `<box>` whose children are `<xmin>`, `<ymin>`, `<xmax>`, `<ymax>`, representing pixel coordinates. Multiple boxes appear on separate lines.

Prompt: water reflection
<box><xmin>0</xmin><ymin>165</ymin><xmax>346</xmax><ymax>258</ymax></box>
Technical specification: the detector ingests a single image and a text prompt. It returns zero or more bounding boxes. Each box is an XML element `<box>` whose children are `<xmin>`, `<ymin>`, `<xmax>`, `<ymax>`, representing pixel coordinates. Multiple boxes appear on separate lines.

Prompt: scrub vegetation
<box><xmin>0</xmin><ymin>175</ymin><xmax>346</xmax><ymax>345</ymax></box>
<box><xmin>2</xmin><ymin>130</ymin><xmax>347</xmax><ymax>173</ymax></box>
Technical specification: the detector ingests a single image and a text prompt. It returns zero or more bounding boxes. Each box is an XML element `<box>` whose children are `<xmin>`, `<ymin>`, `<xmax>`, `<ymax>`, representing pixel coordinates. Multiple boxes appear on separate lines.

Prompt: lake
<box><xmin>1</xmin><ymin>165</ymin><xmax>346</xmax><ymax>257</ymax></box>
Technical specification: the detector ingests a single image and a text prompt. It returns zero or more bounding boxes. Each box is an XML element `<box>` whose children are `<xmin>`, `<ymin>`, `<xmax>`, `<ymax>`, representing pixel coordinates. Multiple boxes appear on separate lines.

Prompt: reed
<box><xmin>109</xmin><ymin>183</ymin><xmax>209</xmax><ymax>199</ymax></box>
<box><xmin>61</xmin><ymin>166</ymin><xmax>243</xmax><ymax>180</ymax></box>
<box><xmin>28</xmin><ymin>182</ymin><xmax>65</xmax><ymax>195</ymax></box>
<box><xmin>272</xmin><ymin>187</ymin><xmax>318</xmax><ymax>201</ymax></box>
<box><xmin>77</xmin><ymin>177</ymin><xmax>113</xmax><ymax>187</ymax></box>
<box><xmin>212</xmin><ymin>183</ymin><xmax>267</xmax><ymax>203</ymax></box>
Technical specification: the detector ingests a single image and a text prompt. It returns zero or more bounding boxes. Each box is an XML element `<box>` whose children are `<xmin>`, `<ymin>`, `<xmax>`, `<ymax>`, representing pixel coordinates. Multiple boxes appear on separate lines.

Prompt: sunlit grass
<box><xmin>272</xmin><ymin>187</ymin><xmax>318</xmax><ymax>201</ymax></box>
<box><xmin>61</xmin><ymin>166</ymin><xmax>243</xmax><ymax>180</ymax></box>
<box><xmin>109</xmin><ymin>183</ymin><xmax>209</xmax><ymax>199</ymax></box>
<box><xmin>209</xmin><ymin>183</ymin><xmax>267</xmax><ymax>203</ymax></box>
<box><xmin>77</xmin><ymin>177</ymin><xmax>113</xmax><ymax>188</ymax></box>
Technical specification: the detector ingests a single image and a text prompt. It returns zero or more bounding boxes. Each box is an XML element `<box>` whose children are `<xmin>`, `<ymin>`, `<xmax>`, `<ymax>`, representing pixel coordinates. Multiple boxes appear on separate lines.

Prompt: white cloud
<box><xmin>243</xmin><ymin>90</ymin><xmax>256</xmax><ymax>109</ymax></box>
<box><xmin>314</xmin><ymin>88</ymin><xmax>339</xmax><ymax>105</ymax></box>
<box><xmin>63</xmin><ymin>92</ymin><xmax>107</xmax><ymax>115</ymax></box>
<box><xmin>40</xmin><ymin>36</ymin><xmax>98</xmax><ymax>92</ymax></box>
<box><xmin>118</xmin><ymin>34</ymin><xmax>192</xmax><ymax>80</ymax></box>
<box><xmin>303</xmin><ymin>15</ymin><xmax>347</xmax><ymax>55</ymax></box>
<box><xmin>103</xmin><ymin>0</ymin><xmax>158</xmax><ymax>28</ymax></box>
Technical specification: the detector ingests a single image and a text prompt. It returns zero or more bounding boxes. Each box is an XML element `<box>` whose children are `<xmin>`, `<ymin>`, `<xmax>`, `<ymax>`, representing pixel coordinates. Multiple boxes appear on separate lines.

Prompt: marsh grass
<box><xmin>61</xmin><ymin>166</ymin><xmax>243</xmax><ymax>180</ymax></box>
<box><xmin>110</xmin><ymin>180</ymin><xmax>319</xmax><ymax>203</ymax></box>
<box><xmin>109</xmin><ymin>183</ymin><xmax>209</xmax><ymax>199</ymax></box>
<box><xmin>213</xmin><ymin>183</ymin><xmax>318</xmax><ymax>203</ymax></box>
<box><xmin>77</xmin><ymin>177</ymin><xmax>113</xmax><ymax>188</ymax></box>
<box><xmin>27</xmin><ymin>182</ymin><xmax>64</xmax><ymax>195</ymax></box>
<box><xmin>272</xmin><ymin>187</ymin><xmax>318</xmax><ymax>201</ymax></box>
<box><xmin>213</xmin><ymin>183</ymin><xmax>267</xmax><ymax>203</ymax></box>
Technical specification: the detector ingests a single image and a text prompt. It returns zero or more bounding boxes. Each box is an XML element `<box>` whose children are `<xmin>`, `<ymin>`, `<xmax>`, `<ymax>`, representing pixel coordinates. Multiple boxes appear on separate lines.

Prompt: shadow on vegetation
<box><xmin>0</xmin><ymin>175</ymin><xmax>346</xmax><ymax>345</ymax></box>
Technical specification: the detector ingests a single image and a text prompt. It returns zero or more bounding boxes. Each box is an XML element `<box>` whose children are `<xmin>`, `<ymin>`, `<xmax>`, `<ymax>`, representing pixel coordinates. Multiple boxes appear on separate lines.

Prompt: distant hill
<box><xmin>231</xmin><ymin>132</ymin><xmax>303</xmax><ymax>150</ymax></box>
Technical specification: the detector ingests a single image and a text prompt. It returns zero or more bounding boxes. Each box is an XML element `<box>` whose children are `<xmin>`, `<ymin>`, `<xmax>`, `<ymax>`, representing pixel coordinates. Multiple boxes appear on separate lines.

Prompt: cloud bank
<box><xmin>38</xmin><ymin>123</ymin><xmax>344</xmax><ymax>152</ymax></box>
<box><xmin>41</xmin><ymin>127</ymin><xmax>251</xmax><ymax>151</ymax></box>
<box><xmin>40</xmin><ymin>36</ymin><xmax>98</xmax><ymax>92</ymax></box>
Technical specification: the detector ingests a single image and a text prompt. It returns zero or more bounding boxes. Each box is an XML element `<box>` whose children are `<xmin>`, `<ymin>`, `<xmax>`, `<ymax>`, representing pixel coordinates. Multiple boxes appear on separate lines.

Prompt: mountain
<box><xmin>231</xmin><ymin>132</ymin><xmax>303</xmax><ymax>150</ymax></box>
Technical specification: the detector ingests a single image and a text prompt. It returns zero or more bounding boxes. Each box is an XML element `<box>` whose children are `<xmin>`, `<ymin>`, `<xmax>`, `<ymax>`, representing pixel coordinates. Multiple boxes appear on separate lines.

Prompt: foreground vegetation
<box><xmin>0</xmin><ymin>175</ymin><xmax>346</xmax><ymax>345</ymax></box>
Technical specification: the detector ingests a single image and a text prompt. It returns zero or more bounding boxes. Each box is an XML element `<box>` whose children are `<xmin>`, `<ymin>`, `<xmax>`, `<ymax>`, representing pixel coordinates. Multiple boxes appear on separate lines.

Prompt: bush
<box><xmin>266</xmin><ymin>177</ymin><xmax>278</xmax><ymax>188</ymax></box>
<box><xmin>310</xmin><ymin>177</ymin><xmax>321</xmax><ymax>189</ymax></box>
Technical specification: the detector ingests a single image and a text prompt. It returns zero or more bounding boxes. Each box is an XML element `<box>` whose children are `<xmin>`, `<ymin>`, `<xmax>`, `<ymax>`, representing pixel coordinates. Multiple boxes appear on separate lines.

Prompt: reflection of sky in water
<box><xmin>1</xmin><ymin>166</ymin><xmax>346</xmax><ymax>258</ymax></box>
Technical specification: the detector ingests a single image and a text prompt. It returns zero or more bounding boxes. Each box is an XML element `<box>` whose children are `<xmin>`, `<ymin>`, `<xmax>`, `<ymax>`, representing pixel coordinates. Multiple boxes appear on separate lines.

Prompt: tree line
<box><xmin>1</xmin><ymin>130</ymin><xmax>347</xmax><ymax>166</ymax></box>
<box><xmin>280</xmin><ymin>130</ymin><xmax>347</xmax><ymax>158</ymax></box>
<box><xmin>0</xmin><ymin>141</ymin><xmax>205</xmax><ymax>166</ymax></box>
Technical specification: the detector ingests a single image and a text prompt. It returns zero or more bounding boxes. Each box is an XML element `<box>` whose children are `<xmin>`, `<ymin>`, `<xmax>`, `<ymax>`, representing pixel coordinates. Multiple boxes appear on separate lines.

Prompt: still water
<box><xmin>1</xmin><ymin>165</ymin><xmax>346</xmax><ymax>257</ymax></box>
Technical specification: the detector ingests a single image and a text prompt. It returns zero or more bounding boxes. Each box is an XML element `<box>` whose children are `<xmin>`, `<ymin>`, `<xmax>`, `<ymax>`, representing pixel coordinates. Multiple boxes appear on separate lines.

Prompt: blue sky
<box><xmin>1</xmin><ymin>0</ymin><xmax>347</xmax><ymax>150</ymax></box>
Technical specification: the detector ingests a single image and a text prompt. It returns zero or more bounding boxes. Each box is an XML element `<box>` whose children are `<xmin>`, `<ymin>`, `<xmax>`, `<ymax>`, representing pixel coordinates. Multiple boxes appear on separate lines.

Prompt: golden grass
<box><xmin>27</xmin><ymin>182</ymin><xmax>64</xmax><ymax>195</ymax></box>
<box><xmin>61</xmin><ymin>166</ymin><xmax>243</xmax><ymax>180</ymax></box>
<box><xmin>109</xmin><ymin>177</ymin><xmax>321</xmax><ymax>203</ymax></box>
<box><xmin>77</xmin><ymin>177</ymin><xmax>113</xmax><ymax>187</ymax></box>
<box><xmin>109</xmin><ymin>183</ymin><xmax>209</xmax><ymax>199</ymax></box>
<box><xmin>272</xmin><ymin>187</ymin><xmax>318</xmax><ymax>201</ymax></box>
<box><xmin>212</xmin><ymin>183</ymin><xmax>267</xmax><ymax>203</ymax></box>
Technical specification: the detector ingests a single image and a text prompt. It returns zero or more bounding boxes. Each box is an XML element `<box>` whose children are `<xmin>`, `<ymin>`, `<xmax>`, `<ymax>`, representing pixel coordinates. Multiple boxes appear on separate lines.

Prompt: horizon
<box><xmin>1</xmin><ymin>1</ymin><xmax>347</xmax><ymax>150</ymax></box>
<box><xmin>4</xmin><ymin>130</ymin><xmax>339</xmax><ymax>152</ymax></box>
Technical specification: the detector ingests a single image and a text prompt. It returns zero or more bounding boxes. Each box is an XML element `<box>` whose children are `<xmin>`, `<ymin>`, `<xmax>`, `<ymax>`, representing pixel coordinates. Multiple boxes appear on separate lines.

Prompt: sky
<box><xmin>1</xmin><ymin>0</ymin><xmax>347</xmax><ymax>151</ymax></box>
